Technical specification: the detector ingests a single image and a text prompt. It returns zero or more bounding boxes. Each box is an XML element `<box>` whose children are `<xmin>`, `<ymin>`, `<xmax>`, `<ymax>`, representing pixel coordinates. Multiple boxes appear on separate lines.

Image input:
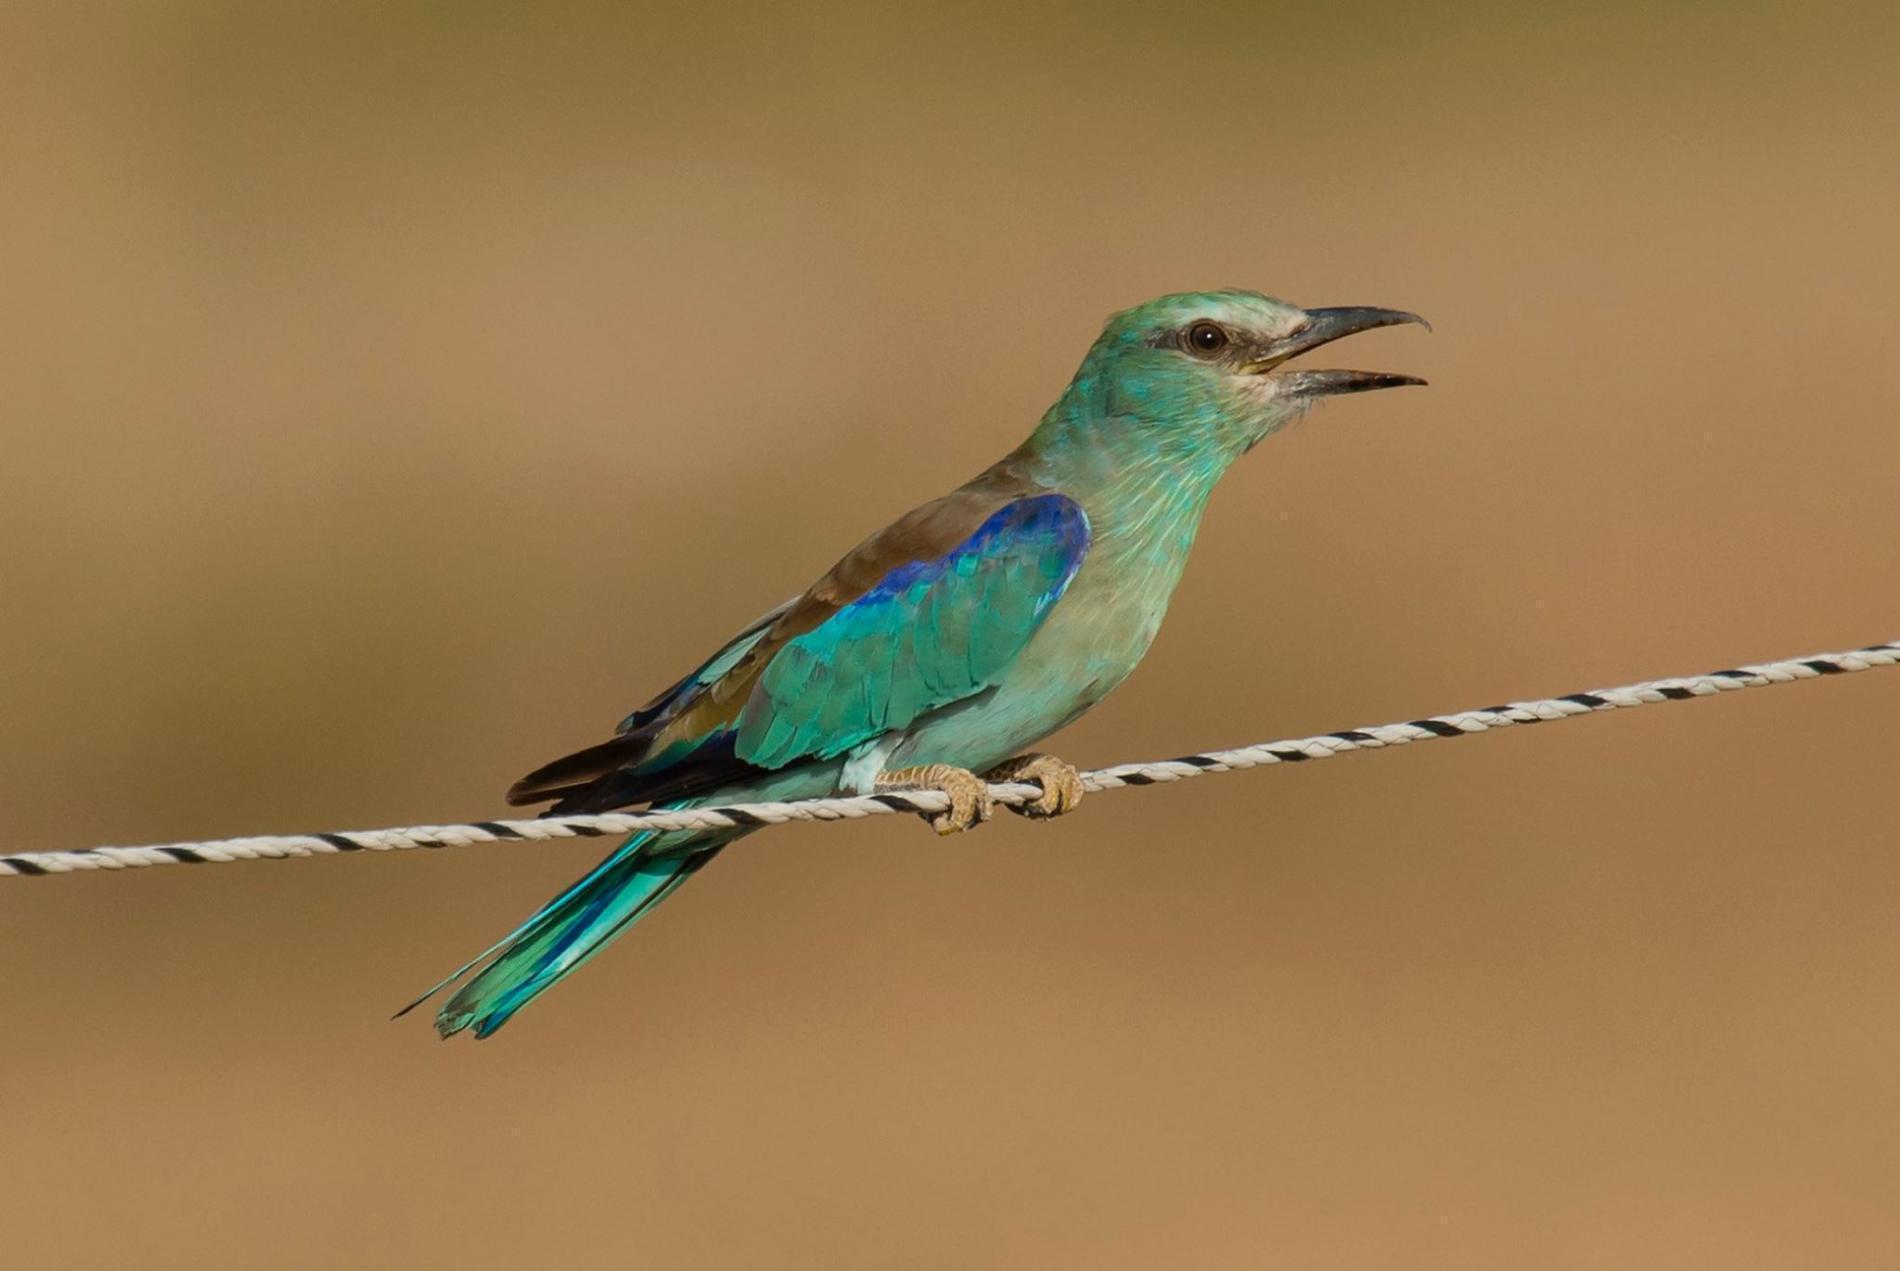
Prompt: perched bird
<box><xmin>403</xmin><ymin>289</ymin><xmax>1424</xmax><ymax>1038</ymax></box>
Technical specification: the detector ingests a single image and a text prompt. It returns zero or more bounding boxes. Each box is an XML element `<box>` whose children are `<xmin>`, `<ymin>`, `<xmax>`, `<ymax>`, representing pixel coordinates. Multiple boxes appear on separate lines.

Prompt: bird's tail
<box><xmin>398</xmin><ymin>828</ymin><xmax>726</xmax><ymax>1039</ymax></box>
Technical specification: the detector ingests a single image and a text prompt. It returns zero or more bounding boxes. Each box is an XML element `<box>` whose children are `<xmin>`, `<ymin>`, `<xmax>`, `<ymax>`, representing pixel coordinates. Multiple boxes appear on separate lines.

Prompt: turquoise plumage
<box><xmin>744</xmin><ymin>495</ymin><xmax>1089</xmax><ymax>765</ymax></box>
<box><xmin>405</xmin><ymin>290</ymin><xmax>1424</xmax><ymax>1038</ymax></box>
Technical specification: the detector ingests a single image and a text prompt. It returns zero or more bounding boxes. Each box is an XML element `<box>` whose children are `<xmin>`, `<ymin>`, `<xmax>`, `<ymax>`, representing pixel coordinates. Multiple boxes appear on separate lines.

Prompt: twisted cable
<box><xmin>5</xmin><ymin>640</ymin><xmax>1893</xmax><ymax>879</ymax></box>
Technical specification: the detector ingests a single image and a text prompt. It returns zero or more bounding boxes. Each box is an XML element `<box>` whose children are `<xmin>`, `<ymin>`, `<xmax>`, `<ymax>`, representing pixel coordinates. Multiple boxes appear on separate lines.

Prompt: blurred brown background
<box><xmin>4</xmin><ymin>2</ymin><xmax>1899</xmax><ymax>1267</ymax></box>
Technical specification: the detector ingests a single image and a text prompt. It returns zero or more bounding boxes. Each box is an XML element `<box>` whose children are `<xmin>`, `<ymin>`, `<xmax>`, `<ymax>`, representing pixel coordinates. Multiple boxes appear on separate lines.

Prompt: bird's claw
<box><xmin>875</xmin><ymin>764</ymin><xmax>994</xmax><ymax>835</ymax></box>
<box><xmin>984</xmin><ymin>753</ymin><xmax>1085</xmax><ymax>820</ymax></box>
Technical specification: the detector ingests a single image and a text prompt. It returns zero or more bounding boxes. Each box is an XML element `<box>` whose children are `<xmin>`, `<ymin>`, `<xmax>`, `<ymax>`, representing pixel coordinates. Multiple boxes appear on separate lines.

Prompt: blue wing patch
<box><xmin>736</xmin><ymin>493</ymin><xmax>1091</xmax><ymax>767</ymax></box>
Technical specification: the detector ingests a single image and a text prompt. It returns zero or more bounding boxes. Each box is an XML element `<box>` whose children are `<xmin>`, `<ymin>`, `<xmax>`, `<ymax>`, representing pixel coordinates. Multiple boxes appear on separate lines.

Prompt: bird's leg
<box><xmin>983</xmin><ymin>753</ymin><xmax>1085</xmax><ymax>820</ymax></box>
<box><xmin>875</xmin><ymin>764</ymin><xmax>994</xmax><ymax>836</ymax></box>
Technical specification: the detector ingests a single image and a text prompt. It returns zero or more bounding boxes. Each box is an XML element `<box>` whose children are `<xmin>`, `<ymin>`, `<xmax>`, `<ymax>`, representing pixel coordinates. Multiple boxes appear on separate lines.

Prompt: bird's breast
<box><xmin>1026</xmin><ymin>534</ymin><xmax>1184</xmax><ymax>690</ymax></box>
<box><xmin>886</xmin><ymin>520</ymin><xmax>1194</xmax><ymax>774</ymax></box>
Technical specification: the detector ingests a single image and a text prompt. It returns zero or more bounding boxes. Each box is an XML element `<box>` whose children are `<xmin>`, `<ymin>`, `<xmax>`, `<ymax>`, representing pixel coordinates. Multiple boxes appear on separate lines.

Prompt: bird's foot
<box><xmin>984</xmin><ymin>753</ymin><xmax>1085</xmax><ymax>820</ymax></box>
<box><xmin>875</xmin><ymin>764</ymin><xmax>993</xmax><ymax>836</ymax></box>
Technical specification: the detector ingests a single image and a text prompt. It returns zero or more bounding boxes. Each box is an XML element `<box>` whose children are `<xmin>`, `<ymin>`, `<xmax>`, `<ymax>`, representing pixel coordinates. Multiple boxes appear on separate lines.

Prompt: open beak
<box><xmin>1244</xmin><ymin>305</ymin><xmax>1428</xmax><ymax>397</ymax></box>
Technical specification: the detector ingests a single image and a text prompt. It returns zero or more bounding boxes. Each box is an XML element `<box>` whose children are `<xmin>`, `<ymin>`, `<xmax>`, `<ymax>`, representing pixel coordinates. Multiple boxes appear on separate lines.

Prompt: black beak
<box><xmin>1245</xmin><ymin>305</ymin><xmax>1428</xmax><ymax>396</ymax></box>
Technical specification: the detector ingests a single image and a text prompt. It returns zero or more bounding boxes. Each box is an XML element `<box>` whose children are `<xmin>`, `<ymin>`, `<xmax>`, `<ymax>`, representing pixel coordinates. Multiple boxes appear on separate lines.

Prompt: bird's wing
<box><xmin>736</xmin><ymin>489</ymin><xmax>1090</xmax><ymax>768</ymax></box>
<box><xmin>509</xmin><ymin>477</ymin><xmax>1090</xmax><ymax>812</ymax></box>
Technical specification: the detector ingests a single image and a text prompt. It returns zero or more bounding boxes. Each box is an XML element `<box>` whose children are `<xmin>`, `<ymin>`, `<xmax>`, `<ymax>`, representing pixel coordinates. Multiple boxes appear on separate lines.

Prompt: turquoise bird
<box><xmin>404</xmin><ymin>290</ymin><xmax>1424</xmax><ymax>1038</ymax></box>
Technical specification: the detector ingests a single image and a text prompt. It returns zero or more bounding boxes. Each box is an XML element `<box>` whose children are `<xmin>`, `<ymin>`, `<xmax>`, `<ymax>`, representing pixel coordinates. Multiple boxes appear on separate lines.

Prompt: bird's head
<box><xmin>1035</xmin><ymin>289</ymin><xmax>1426</xmax><ymax>478</ymax></box>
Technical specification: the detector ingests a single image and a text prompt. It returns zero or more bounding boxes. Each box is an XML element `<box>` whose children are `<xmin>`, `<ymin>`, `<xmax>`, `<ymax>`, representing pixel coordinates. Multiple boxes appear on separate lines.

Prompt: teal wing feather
<box><xmin>738</xmin><ymin>493</ymin><xmax>1091</xmax><ymax>766</ymax></box>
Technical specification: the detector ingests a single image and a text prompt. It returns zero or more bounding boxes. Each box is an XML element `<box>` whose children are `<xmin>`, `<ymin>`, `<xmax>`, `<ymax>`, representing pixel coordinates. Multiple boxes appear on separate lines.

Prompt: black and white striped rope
<box><xmin>4</xmin><ymin>639</ymin><xmax>1895</xmax><ymax>879</ymax></box>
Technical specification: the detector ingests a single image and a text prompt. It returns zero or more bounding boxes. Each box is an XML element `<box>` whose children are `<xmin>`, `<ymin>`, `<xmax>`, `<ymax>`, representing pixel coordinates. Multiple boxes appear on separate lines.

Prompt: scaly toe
<box><xmin>923</xmin><ymin>778</ymin><xmax>988</xmax><ymax>835</ymax></box>
<box><xmin>929</xmin><ymin>771</ymin><xmax>994</xmax><ymax>834</ymax></box>
<box><xmin>876</xmin><ymin>764</ymin><xmax>993</xmax><ymax>836</ymax></box>
<box><xmin>1040</xmin><ymin>764</ymin><xmax>1085</xmax><ymax>818</ymax></box>
<box><xmin>987</xmin><ymin>754</ymin><xmax>1085</xmax><ymax>820</ymax></box>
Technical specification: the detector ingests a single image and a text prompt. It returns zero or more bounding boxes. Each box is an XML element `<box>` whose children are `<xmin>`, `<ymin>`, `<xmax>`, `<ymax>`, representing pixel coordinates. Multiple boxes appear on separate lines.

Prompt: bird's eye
<box><xmin>1184</xmin><ymin>321</ymin><xmax>1229</xmax><ymax>357</ymax></box>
